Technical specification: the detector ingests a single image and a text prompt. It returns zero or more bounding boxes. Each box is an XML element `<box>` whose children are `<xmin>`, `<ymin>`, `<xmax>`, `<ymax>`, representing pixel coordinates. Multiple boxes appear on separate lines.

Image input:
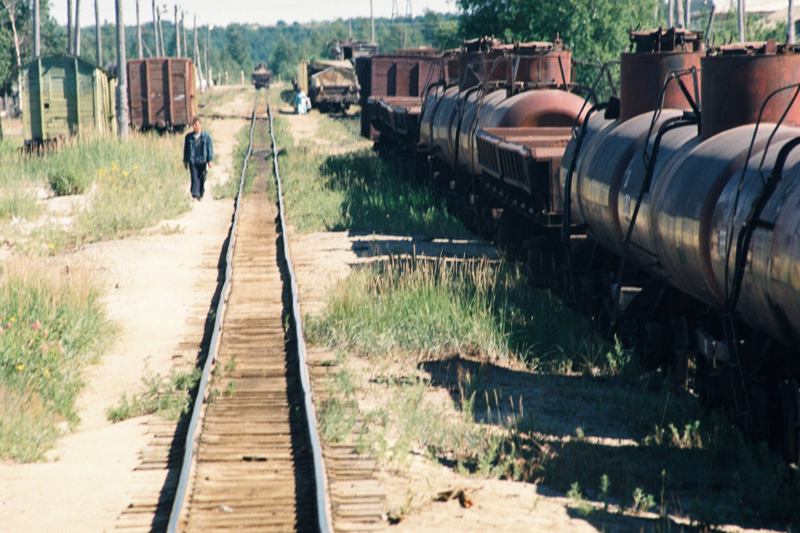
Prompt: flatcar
<box><xmin>362</xmin><ymin>29</ymin><xmax>800</xmax><ymax>463</ymax></box>
<box><xmin>252</xmin><ymin>62</ymin><xmax>273</xmax><ymax>89</ymax></box>
<box><xmin>127</xmin><ymin>58</ymin><xmax>195</xmax><ymax>131</ymax></box>
<box><xmin>20</xmin><ymin>55</ymin><xmax>116</xmax><ymax>147</ymax></box>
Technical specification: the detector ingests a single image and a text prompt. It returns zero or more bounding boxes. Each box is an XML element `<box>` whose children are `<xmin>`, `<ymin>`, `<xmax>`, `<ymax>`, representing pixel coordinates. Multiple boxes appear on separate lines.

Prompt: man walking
<box><xmin>183</xmin><ymin>117</ymin><xmax>215</xmax><ymax>200</ymax></box>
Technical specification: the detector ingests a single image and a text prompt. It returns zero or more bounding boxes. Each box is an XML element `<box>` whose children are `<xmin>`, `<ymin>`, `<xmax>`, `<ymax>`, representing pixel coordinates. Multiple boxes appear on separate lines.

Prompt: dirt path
<box><xmin>0</xmin><ymin>93</ymin><xmax>250</xmax><ymax>532</ymax></box>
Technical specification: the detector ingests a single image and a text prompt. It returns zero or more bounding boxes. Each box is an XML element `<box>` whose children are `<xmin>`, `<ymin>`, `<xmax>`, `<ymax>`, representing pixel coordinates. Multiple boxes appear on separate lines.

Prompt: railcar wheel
<box><xmin>779</xmin><ymin>379</ymin><xmax>800</xmax><ymax>464</ymax></box>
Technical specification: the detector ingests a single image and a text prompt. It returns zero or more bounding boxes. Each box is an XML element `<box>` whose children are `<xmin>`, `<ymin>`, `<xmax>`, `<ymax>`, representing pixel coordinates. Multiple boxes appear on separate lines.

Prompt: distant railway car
<box><xmin>252</xmin><ymin>62</ymin><xmax>273</xmax><ymax>89</ymax></box>
<box><xmin>308</xmin><ymin>60</ymin><xmax>359</xmax><ymax>112</ymax></box>
<box><xmin>127</xmin><ymin>58</ymin><xmax>195</xmax><ymax>131</ymax></box>
<box><xmin>20</xmin><ymin>55</ymin><xmax>116</xmax><ymax>146</ymax></box>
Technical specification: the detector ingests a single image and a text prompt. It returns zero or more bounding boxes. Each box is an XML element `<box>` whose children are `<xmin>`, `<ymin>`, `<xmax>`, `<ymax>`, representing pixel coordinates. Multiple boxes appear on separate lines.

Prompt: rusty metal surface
<box><xmin>509</xmin><ymin>51</ymin><xmax>572</xmax><ymax>89</ymax></box>
<box><xmin>650</xmin><ymin>125</ymin><xmax>797</xmax><ymax>308</ymax></box>
<box><xmin>709</xmin><ymin>131</ymin><xmax>800</xmax><ymax>345</ymax></box>
<box><xmin>478</xmin><ymin>126</ymin><xmax>573</xmax><ymax>211</ymax></box>
<box><xmin>457</xmin><ymin>89</ymin><xmax>586</xmax><ymax>175</ymax></box>
<box><xmin>128</xmin><ymin>58</ymin><xmax>195</xmax><ymax>129</ymax></box>
<box><xmin>619</xmin><ymin>51</ymin><xmax>702</xmax><ymax>122</ymax></box>
<box><xmin>617</xmin><ymin>123</ymin><xmax>699</xmax><ymax>270</ymax></box>
<box><xmin>701</xmin><ymin>50</ymin><xmax>800</xmax><ymax>139</ymax></box>
<box><xmin>572</xmin><ymin>111</ymin><xmax>683</xmax><ymax>255</ymax></box>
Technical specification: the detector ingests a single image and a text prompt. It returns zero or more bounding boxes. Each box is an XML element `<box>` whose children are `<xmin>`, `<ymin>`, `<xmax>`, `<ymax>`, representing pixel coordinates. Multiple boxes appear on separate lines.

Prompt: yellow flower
<box><xmin>123</xmin><ymin>171</ymin><xmax>129</xmax><ymax>178</ymax></box>
<box><xmin>16</xmin><ymin>364</ymin><xmax>23</xmax><ymax>371</ymax></box>
<box><xmin>10</xmin><ymin>317</ymin><xmax>16</xmax><ymax>323</ymax></box>
<box><xmin>48</xmin><ymin>243</ymin><xmax>54</xmax><ymax>250</ymax></box>
<box><xmin>44</xmin><ymin>368</ymin><xmax>50</xmax><ymax>376</ymax></box>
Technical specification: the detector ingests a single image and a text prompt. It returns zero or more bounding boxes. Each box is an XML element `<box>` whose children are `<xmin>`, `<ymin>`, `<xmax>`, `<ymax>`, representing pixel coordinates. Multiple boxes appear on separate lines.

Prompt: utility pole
<box><xmin>116</xmin><ymin>0</ymin><xmax>128</xmax><ymax>138</ymax></box>
<box><xmin>95</xmin><ymin>0</ymin><xmax>102</xmax><ymax>65</ymax></box>
<box><xmin>738</xmin><ymin>0</ymin><xmax>746</xmax><ymax>42</ymax></box>
<box><xmin>182</xmin><ymin>10</ymin><xmax>187</xmax><ymax>60</ymax></box>
<box><xmin>157</xmin><ymin>5</ymin><xmax>164</xmax><ymax>56</ymax></box>
<box><xmin>349</xmin><ymin>19</ymin><xmax>352</xmax><ymax>39</ymax></box>
<box><xmin>790</xmin><ymin>0</ymin><xmax>795</xmax><ymax>44</ymax></box>
<box><xmin>75</xmin><ymin>0</ymin><xmax>81</xmax><ymax>55</ymax></box>
<box><xmin>370</xmin><ymin>0</ymin><xmax>375</xmax><ymax>42</ymax></box>
<box><xmin>152</xmin><ymin>0</ymin><xmax>159</xmax><ymax>56</ymax></box>
<box><xmin>668</xmin><ymin>0</ymin><xmax>674</xmax><ymax>27</ymax></box>
<box><xmin>68</xmin><ymin>0</ymin><xmax>73</xmax><ymax>53</ymax></box>
<box><xmin>136</xmin><ymin>0</ymin><xmax>142</xmax><ymax>58</ymax></box>
<box><xmin>684</xmin><ymin>0</ymin><xmax>690</xmax><ymax>29</ymax></box>
<box><xmin>174</xmin><ymin>5</ymin><xmax>180</xmax><ymax>57</ymax></box>
<box><xmin>206</xmin><ymin>25</ymin><xmax>211</xmax><ymax>90</ymax></box>
<box><xmin>33</xmin><ymin>0</ymin><xmax>40</xmax><ymax>57</ymax></box>
<box><xmin>676</xmin><ymin>0</ymin><xmax>683</xmax><ymax>27</ymax></box>
<box><xmin>193</xmin><ymin>14</ymin><xmax>203</xmax><ymax>91</ymax></box>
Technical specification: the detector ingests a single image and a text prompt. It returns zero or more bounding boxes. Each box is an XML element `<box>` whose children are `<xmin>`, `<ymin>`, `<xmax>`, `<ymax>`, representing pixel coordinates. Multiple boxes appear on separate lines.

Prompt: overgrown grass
<box><xmin>0</xmin><ymin>258</ymin><xmax>114</xmax><ymax>461</ymax></box>
<box><xmin>308</xmin><ymin>255</ymin><xmax>800</xmax><ymax>526</ymax></box>
<box><xmin>0</xmin><ymin>133</ymin><xmax>191</xmax><ymax>254</ymax></box>
<box><xmin>307</xmin><ymin>256</ymin><xmax>626</xmax><ymax>373</ymax></box>
<box><xmin>266</xmin><ymin>89</ymin><xmax>467</xmax><ymax>236</ymax></box>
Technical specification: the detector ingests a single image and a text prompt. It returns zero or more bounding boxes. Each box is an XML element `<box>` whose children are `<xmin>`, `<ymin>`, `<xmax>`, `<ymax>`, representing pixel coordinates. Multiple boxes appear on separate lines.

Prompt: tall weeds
<box><xmin>0</xmin><ymin>258</ymin><xmax>114</xmax><ymax>461</ymax></box>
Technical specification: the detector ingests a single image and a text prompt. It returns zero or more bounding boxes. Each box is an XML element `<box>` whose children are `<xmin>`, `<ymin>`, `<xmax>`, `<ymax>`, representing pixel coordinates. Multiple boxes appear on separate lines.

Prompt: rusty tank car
<box><xmin>358</xmin><ymin>27</ymin><xmax>800</xmax><ymax>464</ymax></box>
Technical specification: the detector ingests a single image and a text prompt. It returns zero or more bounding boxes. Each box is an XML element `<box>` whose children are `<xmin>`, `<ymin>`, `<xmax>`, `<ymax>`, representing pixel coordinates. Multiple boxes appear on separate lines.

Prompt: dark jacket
<box><xmin>183</xmin><ymin>130</ymin><xmax>214</xmax><ymax>165</ymax></box>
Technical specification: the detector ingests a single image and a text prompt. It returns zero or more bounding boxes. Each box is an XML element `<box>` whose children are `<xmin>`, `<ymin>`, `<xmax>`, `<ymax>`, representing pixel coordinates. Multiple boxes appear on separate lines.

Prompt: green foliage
<box><xmin>307</xmin><ymin>255</ymin><xmax>631</xmax><ymax>376</ymax></box>
<box><xmin>107</xmin><ymin>368</ymin><xmax>200</xmax><ymax>423</ymax></box>
<box><xmin>0</xmin><ymin>259</ymin><xmax>114</xmax><ymax>461</ymax></box>
<box><xmin>456</xmin><ymin>0</ymin><xmax>656</xmax><ymax>85</ymax></box>
<box><xmin>48</xmin><ymin>166</ymin><xmax>89</xmax><ymax>196</ymax></box>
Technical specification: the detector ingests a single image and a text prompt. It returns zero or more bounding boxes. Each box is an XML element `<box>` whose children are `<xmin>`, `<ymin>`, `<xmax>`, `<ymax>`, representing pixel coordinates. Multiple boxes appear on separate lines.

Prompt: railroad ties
<box><xmin>180</xmin><ymin>114</ymin><xmax>318</xmax><ymax>532</ymax></box>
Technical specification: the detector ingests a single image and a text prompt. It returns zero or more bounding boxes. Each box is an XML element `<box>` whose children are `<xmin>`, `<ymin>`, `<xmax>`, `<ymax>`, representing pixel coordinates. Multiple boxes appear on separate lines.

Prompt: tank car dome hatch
<box><xmin>620</xmin><ymin>27</ymin><xmax>704</xmax><ymax>122</ymax></box>
<box><xmin>701</xmin><ymin>40</ymin><xmax>800</xmax><ymax>139</ymax></box>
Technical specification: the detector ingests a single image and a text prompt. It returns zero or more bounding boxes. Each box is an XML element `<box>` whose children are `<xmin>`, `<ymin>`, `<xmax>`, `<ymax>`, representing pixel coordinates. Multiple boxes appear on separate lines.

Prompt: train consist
<box><xmin>252</xmin><ymin>62</ymin><xmax>273</xmax><ymax>89</ymax></box>
<box><xmin>363</xmin><ymin>29</ymin><xmax>800</xmax><ymax>464</ymax></box>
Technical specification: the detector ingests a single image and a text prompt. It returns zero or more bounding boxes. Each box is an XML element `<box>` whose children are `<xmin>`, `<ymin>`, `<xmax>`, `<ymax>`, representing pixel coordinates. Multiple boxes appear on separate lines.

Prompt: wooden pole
<box><xmin>206</xmin><ymin>25</ymin><xmax>211</xmax><ymax>89</ymax></box>
<box><xmin>370</xmin><ymin>0</ymin><xmax>375</xmax><ymax>42</ymax></box>
<box><xmin>33</xmin><ymin>0</ymin><xmax>41</xmax><ymax>57</ymax></box>
<box><xmin>95</xmin><ymin>0</ymin><xmax>102</xmax><ymax>65</ymax></box>
<box><xmin>738</xmin><ymin>0</ymin><xmax>746</xmax><ymax>42</ymax></box>
<box><xmin>182</xmin><ymin>11</ymin><xmax>187</xmax><ymax>61</ymax></box>
<box><xmin>668</xmin><ymin>0</ymin><xmax>674</xmax><ymax>27</ymax></box>
<box><xmin>790</xmin><ymin>0</ymin><xmax>796</xmax><ymax>44</ymax></box>
<box><xmin>68</xmin><ymin>0</ymin><xmax>73</xmax><ymax>54</ymax></box>
<box><xmin>75</xmin><ymin>0</ymin><xmax>81</xmax><ymax>55</ymax></box>
<box><xmin>174</xmin><ymin>5</ymin><xmax>180</xmax><ymax>58</ymax></box>
<box><xmin>116</xmin><ymin>0</ymin><xmax>128</xmax><ymax>138</ymax></box>
<box><xmin>137</xmin><ymin>0</ymin><xmax>143</xmax><ymax>59</ymax></box>
<box><xmin>152</xmin><ymin>0</ymin><xmax>159</xmax><ymax>56</ymax></box>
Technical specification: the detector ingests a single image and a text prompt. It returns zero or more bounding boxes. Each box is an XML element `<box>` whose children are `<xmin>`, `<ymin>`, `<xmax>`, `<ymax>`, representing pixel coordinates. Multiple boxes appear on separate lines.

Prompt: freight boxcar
<box><xmin>127</xmin><ymin>58</ymin><xmax>195</xmax><ymax>131</ymax></box>
<box><xmin>20</xmin><ymin>55</ymin><xmax>116</xmax><ymax>147</ymax></box>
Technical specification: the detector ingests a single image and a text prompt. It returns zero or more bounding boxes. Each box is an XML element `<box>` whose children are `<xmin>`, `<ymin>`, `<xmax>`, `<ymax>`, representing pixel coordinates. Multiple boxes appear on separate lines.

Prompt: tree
<box><xmin>456</xmin><ymin>0</ymin><xmax>657</xmax><ymax>78</ymax></box>
<box><xmin>225</xmin><ymin>24</ymin><xmax>249</xmax><ymax>69</ymax></box>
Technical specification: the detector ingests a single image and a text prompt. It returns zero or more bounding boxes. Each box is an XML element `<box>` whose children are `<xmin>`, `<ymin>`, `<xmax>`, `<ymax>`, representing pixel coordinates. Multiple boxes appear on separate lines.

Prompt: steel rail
<box><xmin>166</xmin><ymin>92</ymin><xmax>258</xmax><ymax>533</ymax></box>
<box><xmin>267</xmin><ymin>102</ymin><xmax>332</xmax><ymax>533</ymax></box>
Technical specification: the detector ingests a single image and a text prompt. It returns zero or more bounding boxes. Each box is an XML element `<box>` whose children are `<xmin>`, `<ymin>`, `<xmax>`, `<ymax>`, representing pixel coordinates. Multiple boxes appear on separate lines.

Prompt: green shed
<box><xmin>21</xmin><ymin>55</ymin><xmax>116</xmax><ymax>144</ymax></box>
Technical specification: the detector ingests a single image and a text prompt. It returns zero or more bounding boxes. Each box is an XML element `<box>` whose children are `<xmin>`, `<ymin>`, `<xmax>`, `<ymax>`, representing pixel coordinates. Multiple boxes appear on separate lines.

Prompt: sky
<box><xmin>51</xmin><ymin>0</ymin><xmax>458</xmax><ymax>29</ymax></box>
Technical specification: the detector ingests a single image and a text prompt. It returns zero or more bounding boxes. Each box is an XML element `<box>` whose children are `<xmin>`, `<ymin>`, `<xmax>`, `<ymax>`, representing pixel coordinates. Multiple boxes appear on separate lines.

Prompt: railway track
<box><xmin>161</xmin><ymin>92</ymin><xmax>329</xmax><ymax>532</ymax></box>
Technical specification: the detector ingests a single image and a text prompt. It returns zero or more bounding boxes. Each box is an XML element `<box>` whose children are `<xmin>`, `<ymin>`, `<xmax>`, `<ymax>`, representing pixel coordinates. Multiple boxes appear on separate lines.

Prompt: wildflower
<box><xmin>32</xmin><ymin>321</ymin><xmax>41</xmax><ymax>331</ymax></box>
<box><xmin>44</xmin><ymin>368</ymin><xmax>50</xmax><ymax>376</ymax></box>
<box><xmin>16</xmin><ymin>364</ymin><xmax>23</xmax><ymax>371</ymax></box>
<box><xmin>48</xmin><ymin>243</ymin><xmax>54</xmax><ymax>250</ymax></box>
<box><xmin>10</xmin><ymin>317</ymin><xmax>15</xmax><ymax>323</ymax></box>
<box><xmin>57</xmin><ymin>340</ymin><xmax>64</xmax><ymax>353</ymax></box>
<box><xmin>123</xmin><ymin>171</ymin><xmax>129</xmax><ymax>178</ymax></box>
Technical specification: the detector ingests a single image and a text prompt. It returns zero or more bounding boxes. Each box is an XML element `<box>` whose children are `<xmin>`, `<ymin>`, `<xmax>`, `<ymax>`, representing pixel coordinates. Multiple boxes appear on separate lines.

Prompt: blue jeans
<box><xmin>189</xmin><ymin>162</ymin><xmax>207</xmax><ymax>198</ymax></box>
